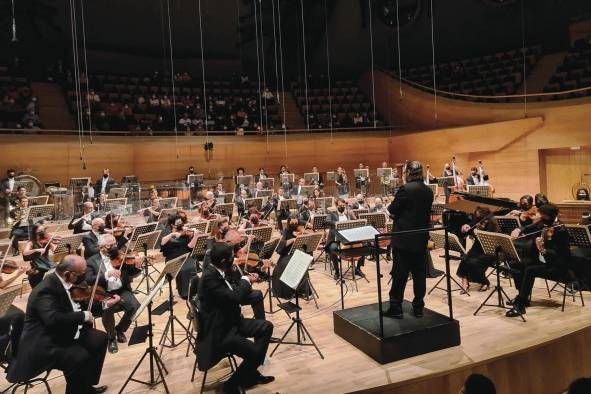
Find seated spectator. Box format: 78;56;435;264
22;109;40;126
105;102;119;117
178;113;192;128
240;73;249;85
148;94;160;113
23;120;40;130
161;95;171;110
137;95;146;105
87;89;101;106
25;97;38;113
153;115;167;131
94;111;111;131
262;87;274;100
461;373;495;394
568;378;591;394
353;113;363;126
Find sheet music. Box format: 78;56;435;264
338;226;379;243
280;249;313;290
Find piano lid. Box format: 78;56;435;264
445;192;518;214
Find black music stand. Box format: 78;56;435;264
566;225;591;248
157;208;179;224
335;220;371;307
467;185;490;198
53;233;85;256
132;230;162;295
157;253;192;356
223;193;235;204
214;203;234;218
473;230;525;322
245;225;273;243
244;197;263;211
260;238;280;314
118;254;183;394
190;234;210;268
129;223;159;250
270;250;324;359
186;221;209;234
495;216;521;235
428;230;469;296
289;232;323;308
26;204;54;223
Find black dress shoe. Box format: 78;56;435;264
108;339;118;354
243;372;276;389
506;298;529;307
116;331;127;343
90;385;108;394
333;271;340;280
222;382;241;394
354;268;364;277
413;308;424;318
505;305;526;317
382;306;403;319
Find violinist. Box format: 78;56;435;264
104;213;132;249
83;218;107;259
202;190;217;211
9;196;29;256
23;224;58;288
511;195;537;227
351;193;369;210
506;204;570;317
456;207;499;293
160;215;201;299
143;196;161;223
7;255;109;394
69;201;96;234
85;234;141;353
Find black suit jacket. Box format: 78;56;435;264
85;254;140;292
93;177;115;195
68;212;96;234
7;273;87;382
387;180;434;252
82;231;100;259
325;211;355;245
522;222;571;270
197;264;252;371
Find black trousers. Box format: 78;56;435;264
389;248;427;309
53;327;108;394
174;257;197;299
241;289;265;320
102;289;140;338
327;242;364;274
10;226;28;254
515;264;563;305
221;318;273;387
0;305;24;356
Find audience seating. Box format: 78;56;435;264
543;39;591;100
0;65;42;130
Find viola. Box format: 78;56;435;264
70;281;112;303
111;250;143;268
1;260;37;276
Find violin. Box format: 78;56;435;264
70;282;113;303
0;259;37;276
111;250;143;269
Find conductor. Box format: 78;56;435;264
384;161;433;319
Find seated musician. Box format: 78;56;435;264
0;267;27;357
312;187;324;200
143;196;161;223
69;201;96;234
351;193;369;210
82;218;107;259
325;198;365;279
235;189;249;218
203;190;217;210
278;165;292;195
291;178;306;205
7;255;109;394
94;193;108;214
85;234;141;353
214;182;225;198
104;213;132;249
511;195;537;227
9;186;27;207
298;198;314;226
466;167;481;186
335;167;349;198
456;207;499;293
235;167;246;195
23;224;59;288
197;243;274;394
272;213;312;299
273;188;288;230
506;204;570;317
355;163;369;195
160;215;201;299
311;166;324;189
9;196;29;256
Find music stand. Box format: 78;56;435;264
437;176;456;188
187;221;209;234
566;225;591;248
389;178;400;189
260;177;275;189
0;285;22;317
431;203;445;216
255;189;273;199
109;187;128;199
157;208;179;224
245;225;273;243
26;204;54;222
244;197;263;211
190;234;210;260
259;237;281;314
312;214;328;231
326;171;335;182
157;253;192;354
301;185;316;197
304;172;319;184
214;203;234;218
270;249;324;359
54;233;85;255
105;198;128;212
129;223;159;250
223;193;235;204
359;213;387;229
473;230;525;321
289;232;323;255
159;197;178;209
467;185;490;197
68;177;91;189
426;183;438;197
187;174;203;187
122;175;138;184
236;175;253;187
280;173;295;184
377;167;392;178
352;208;369;218
132;230;162;295
28;195;49;206
280;199;298;211
353;168;369;179
495;216;521;235
118;255;185;394
428;230;469;295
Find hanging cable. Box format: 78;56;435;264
368;0;377;128
429;0;437;120
236;0;244;70
165;0;180;159
276;0;288;162
395;0;403;98
300;0;310;130
79;0;93;143
68;0;84;167
252;0;265;139
520;0;527;117
197;0;209;148
323;0;334;143
271;0;281;153
257;0;270;151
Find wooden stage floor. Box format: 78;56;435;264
2;253;590;394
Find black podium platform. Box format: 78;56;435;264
334;301;461;364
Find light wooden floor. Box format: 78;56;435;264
2;251;590;394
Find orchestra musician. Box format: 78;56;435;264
384;161;433;319
298;198;314;226
94;193;108;215
325;198;364;279
104;213;132;248
214;182;225;198
69;201;96;234
196;242;274;394
9;196;30;256
311;166;324;189
278;165;292;195
82;218;107;259
1;168;16;196
254;168;268;183
7;255;109;394
370;197;392;261
506;204;570;317
23;223;59;288
235;189;249;218
456;207;499;293
291;178;306;205
94;168;115;196
351;193;369;210
511;195;537;227
85;234;141;353
9;186;27;208
335;167;349;198
355;163;369;195
235;167;247;195
466;167;481;186
0;266;27;356
143;196;161;223
160;215;201;299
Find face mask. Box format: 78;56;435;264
103;174;108;178
8;174;14;179
357;199;364;204
70;272;85;285
520;203;530;210
375;204;382;209
250;217;259;225
37;231;46;238
97;225;105;233
108;246;119;259
337;206;345;213
542;217;555;226
232;243;241;254
175;224;184;231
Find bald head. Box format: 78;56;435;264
91;218;105;232
98;234;117;248
206;191;214;200
57;254;87;284
224;229;243;246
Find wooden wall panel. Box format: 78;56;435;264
541;147;591;202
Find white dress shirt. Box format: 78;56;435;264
101;177;109;193
57;274;91;339
102;254;123;291
8;178;14;191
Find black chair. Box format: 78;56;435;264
540;268;585;312
1;334;53;394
